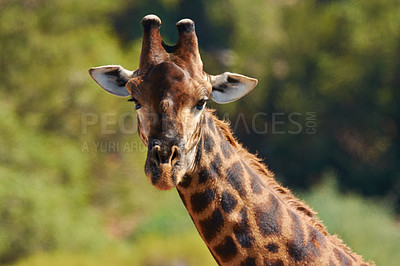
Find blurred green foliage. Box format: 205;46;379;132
303;172;400;266
0;0;399;264
208;0;400;201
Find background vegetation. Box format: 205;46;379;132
1;0;399;265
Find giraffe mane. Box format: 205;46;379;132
208;110;366;262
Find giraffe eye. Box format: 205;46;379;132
196;98;208;110
128;97;141;110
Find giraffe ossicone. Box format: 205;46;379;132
89;14;372;266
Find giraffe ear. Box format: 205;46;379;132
210;72;258;104
89;65;136;97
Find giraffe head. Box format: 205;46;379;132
89;15;257;190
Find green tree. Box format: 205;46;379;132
0;0;140;263
207;0;400;204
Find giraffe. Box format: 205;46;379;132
89;15;372;265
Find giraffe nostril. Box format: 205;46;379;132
170;146;180;166
151;145;180;166
152;145;161;165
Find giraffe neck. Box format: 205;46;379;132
176;110;368;265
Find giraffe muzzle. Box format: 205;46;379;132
151;145;181;166
145;143;184;190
